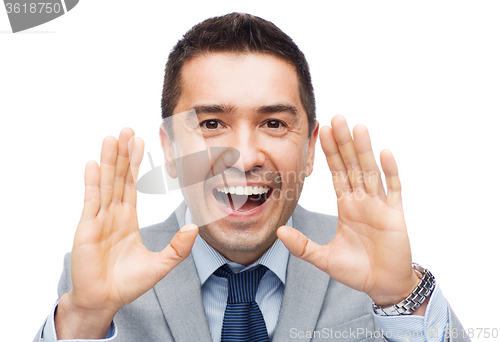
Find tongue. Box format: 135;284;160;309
229;194;262;211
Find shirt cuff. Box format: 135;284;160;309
372;283;449;342
41;300;117;341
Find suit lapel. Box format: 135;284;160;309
151;202;213;342
272;205;336;342
153;256;212;342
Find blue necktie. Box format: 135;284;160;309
214;264;269;342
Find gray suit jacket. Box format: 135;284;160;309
34;203;468;342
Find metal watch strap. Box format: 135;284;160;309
372;262;436;316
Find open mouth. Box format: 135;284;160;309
212;185;272;212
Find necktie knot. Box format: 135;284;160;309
214;264;268;304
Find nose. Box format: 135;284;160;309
222;128;266;173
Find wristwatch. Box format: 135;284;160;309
372;262;436;316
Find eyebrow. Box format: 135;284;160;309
257;104;298;116
192;104;235;114
191;104;298;116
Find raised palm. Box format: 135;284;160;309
278;115;419;306
56;128;198;339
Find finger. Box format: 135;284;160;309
112;128;135;204
380;149;402;210
277;226;329;273
330;116;366;192
128;135;144;186
154;224;198;280
319;126;351;195
352;125;386;199
100;137;118;210
123;136;144;207
80;160;100;223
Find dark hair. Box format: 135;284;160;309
161;12;316;137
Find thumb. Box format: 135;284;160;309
155;224;199;279
277;226;328;273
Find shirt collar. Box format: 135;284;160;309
187;208;291;286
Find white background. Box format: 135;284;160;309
1;1;499;340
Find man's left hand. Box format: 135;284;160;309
278;115;422;309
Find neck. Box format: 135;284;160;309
200;232;277;266
221;248;269;266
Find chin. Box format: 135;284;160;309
200;217;278;253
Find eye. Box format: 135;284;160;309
201;120;222;130
264;120;285;129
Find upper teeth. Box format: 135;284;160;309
216;185;270;195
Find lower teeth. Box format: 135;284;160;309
214;191;268;210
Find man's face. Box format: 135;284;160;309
161;52;318;264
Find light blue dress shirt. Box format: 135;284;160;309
187;210;291;342
41;208;450;342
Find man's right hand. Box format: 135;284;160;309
55;128;198;340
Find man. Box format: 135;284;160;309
34;13;467;342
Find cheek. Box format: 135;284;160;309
173;142;214;190
267;142;309;185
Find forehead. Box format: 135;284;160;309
175;52;305;115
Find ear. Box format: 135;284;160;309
159;124;178;179
305;120;320;177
